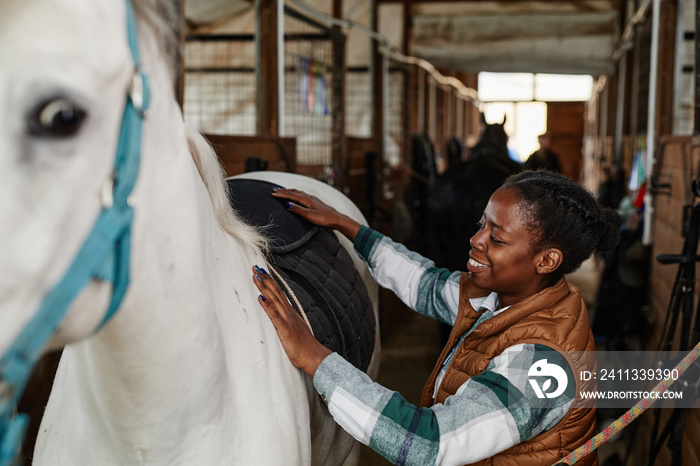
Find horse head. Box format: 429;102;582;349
0;1;151;352
0;1;185;460
474;112;509;159
0;3;376;464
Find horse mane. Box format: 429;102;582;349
186;127;269;254
133;0;182;80
130;2;267;253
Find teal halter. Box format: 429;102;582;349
0;1;149;463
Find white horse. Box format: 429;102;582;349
0;0;379;464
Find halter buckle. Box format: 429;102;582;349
0;380;12;403
129;69;148;117
101;176;114;209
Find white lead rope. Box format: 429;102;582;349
267;264;315;336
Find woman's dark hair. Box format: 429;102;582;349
502;170;623;279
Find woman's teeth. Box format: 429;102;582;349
468;258;486;268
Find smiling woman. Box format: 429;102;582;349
259;171;622;466
467;187;561;308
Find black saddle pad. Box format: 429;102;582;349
225;178;319;254
226;178;376;372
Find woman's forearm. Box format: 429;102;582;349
331;214;362;242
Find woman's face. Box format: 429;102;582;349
467;187;555;307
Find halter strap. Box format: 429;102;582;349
0;1;148;463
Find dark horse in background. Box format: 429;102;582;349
425;114;522;272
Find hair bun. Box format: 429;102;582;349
595;208;623;252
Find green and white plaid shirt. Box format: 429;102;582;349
312;226;575;465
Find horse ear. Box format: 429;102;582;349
502;114;507;125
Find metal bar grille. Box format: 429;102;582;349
386;63;407;166
283;7;335;165
183;34;257;136
636;18;651;136
676;0;696;135
346;67;372;138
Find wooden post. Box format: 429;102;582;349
371;0;384;161
332;0;347;188
464;72;479;141
448;85;455;138
403;2;415;166
417;67;426;134
427;76;435;141
256;0;279;136
435;83;444;156
695;0;700;134
656;1;676;136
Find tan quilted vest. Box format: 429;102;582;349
420;273;598;466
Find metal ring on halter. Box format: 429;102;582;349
129;69;148;118
0;382;12;404
100;176;115;209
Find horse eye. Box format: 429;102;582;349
28;98;87;138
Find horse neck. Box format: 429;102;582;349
50;25;308;461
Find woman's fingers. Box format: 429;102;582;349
253;266;289;313
253;265;306;335
282;201;308;217
252;265;331;376
271;188;314;206
271;188;341;227
272;188;326;213
271;189;311;216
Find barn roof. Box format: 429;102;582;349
185;0;622;76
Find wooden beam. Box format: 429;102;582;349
332;0;347;187
657;0;676;137
403;2;415;165
256;0;279;136
372;0;384;157
376;0;621;6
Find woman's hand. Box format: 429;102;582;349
272;188;361;241
253;265;331;376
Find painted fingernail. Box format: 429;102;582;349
259;267;268;275
273;187;282;191
285;202;293;209
259;295;266;302
256;274;262;282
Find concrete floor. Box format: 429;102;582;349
356;257;629;465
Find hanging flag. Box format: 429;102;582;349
314;60;329;115
308;59;315;113
633;181;646;210
628;133;646;192
297;56;309;112
628;152;640;191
